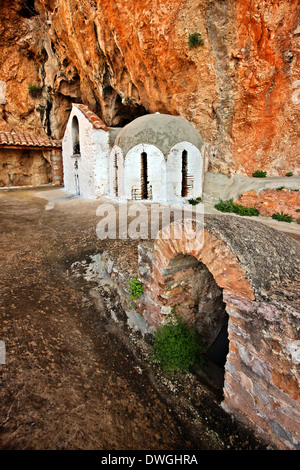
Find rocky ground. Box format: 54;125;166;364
0;187;298;451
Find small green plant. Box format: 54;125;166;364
252;170;267;178
285;172;293;177
297;218;300;225
188;196;202;205
296;209;300;213
188;32;204;48
28;83;42;97
127;276;144;301
214;198;260;216
276;186;286;191
153;316;205;373
271;212;293;223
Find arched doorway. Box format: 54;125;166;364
166;142;203;201
123;144;166;201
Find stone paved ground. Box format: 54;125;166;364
1;187;298;450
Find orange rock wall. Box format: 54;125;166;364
236;188;300;219
232;0;300;176
0;0;299;175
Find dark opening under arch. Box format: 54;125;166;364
163;254;229;392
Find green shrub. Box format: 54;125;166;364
271;212;293;223
296;209;300;213
28;83;42;97
276;186;285;191
153;316;205;373
188;32;204;48
252;170;267;178
285;172;293;177
214;198;260;216
297;218;300;225
127;276;144;301
188;196;202;205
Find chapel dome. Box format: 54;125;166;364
114;113;203;156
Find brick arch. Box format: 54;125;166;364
140;221;255;330
152;226;255;302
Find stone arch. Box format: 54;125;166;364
139;220;255;386
166;142;203;201
123;144;166;201
138;215;300;449
144;224;255;322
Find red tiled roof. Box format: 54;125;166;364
0;130;61;148
74;104;108;131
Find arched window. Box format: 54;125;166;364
181;150;188;197
72;116;80;155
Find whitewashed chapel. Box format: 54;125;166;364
62;103;205;202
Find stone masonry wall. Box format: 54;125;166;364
222;292;300;450
137;215;300;450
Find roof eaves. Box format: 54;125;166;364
73;103;109;131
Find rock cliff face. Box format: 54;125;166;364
0;0;299;176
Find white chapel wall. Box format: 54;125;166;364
62;107;94;197
62;106;110;199
93;128;111;198
62;113;77;195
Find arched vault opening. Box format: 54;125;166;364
162;253;229;387
139;221;255;389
